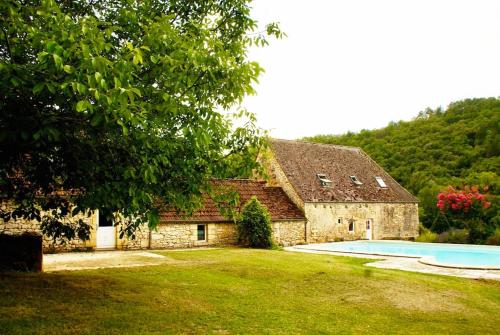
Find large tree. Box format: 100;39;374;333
0;0;282;240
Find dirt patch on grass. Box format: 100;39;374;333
382;284;467;313
43;250;174;272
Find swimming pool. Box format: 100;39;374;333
294;241;500;270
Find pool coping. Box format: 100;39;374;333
418;256;500;271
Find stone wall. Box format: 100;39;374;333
304;202;419;242
2;200;307;252
147;222;237;249
0;201;97;253
271;220;306;246
263;153;305;210
125;221;308;249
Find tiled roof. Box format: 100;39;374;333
269;139;418;203
160;179;305;222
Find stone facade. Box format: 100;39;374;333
1;203;307;251
305;202;419;242
120;221;307;249
271;220;306;246
0;202;96;253
147;223;237;249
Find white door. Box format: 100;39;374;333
96;211;116;249
366;219;373;240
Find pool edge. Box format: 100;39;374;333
292;242;500;271
418;256;500;271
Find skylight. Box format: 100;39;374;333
316;173;332;187
375;176;387;188
349;175;363;186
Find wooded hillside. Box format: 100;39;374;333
305;98;499;239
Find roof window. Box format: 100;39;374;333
316;173;332;187
375;176;387;188
349;175;363;186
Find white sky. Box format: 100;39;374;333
242;0;500;139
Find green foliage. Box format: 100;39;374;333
237;196;273;248
437;229;469;244
486;228;500;245
305;98;500;243
415;225;438;243
0;0;282;240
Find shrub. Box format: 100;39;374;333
416;225;438;243
437;229;469;244
237;197;273;249
486;228;500;246
464;218;490;244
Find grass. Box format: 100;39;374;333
1;248;499;334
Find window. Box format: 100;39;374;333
337;218;343;224
349;175;363;186
316;173;332;187
197;224;206;241
98;210;113;227
366;220;371;230
375;176;387;188
348;220;354;233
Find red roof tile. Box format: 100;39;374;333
160;179;305;222
270;139;418;203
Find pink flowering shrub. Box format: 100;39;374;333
436;186;491;214
434;186;495;243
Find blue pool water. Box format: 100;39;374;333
296;241;500;269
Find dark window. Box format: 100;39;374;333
316;173;332;187
98;211;113;227
349;175;363;186
348;221;354;233
197;224;206;241
366;220;371;229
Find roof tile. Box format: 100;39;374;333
160;179;305;222
270;139;418;203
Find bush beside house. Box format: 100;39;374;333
237;197;274;249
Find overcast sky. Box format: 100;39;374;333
241;0;500;139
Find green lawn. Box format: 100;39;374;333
1;249;499;335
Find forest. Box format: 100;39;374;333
305;97;500;244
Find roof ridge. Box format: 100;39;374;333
270;138;361;151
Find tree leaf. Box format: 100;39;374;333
76;100;87;112
33;83;44;94
63;65;74;74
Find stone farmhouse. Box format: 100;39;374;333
264;139;419;242
1;139;419;252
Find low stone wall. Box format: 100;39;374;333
304;202;419;242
